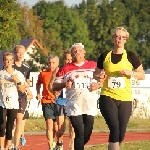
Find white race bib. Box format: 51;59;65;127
2;82;18;109
4;93;13;102
74;78;90;89
108;77;125;89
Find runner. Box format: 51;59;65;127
93;27;145;150
0;52;26;150
20;88;33;146
51;43;101;150
54;49;75;150
36;55;59;150
13;45;30;150
10;88;33;149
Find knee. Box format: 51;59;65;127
84;135;90;144
119;133;125;143
6;129;12;140
0;128;5;137
0;123;6;137
84;130;92;144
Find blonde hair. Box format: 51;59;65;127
112;27;129;39
14;45;25;53
63;49;71;60
3;52;14;61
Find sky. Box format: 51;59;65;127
21;0;83;7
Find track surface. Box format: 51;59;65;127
19;132;150;150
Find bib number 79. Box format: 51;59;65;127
108;77;125;89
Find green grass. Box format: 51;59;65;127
25;116;150;132
86;141;150;150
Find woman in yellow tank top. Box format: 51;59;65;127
94;27;145;150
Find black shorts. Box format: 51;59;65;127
18;97;27;114
23;110;29;120
55;104;66;116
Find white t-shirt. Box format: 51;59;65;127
0;69;25;109
56;60;98;116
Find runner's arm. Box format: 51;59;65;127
52;82;66;91
36;73;42;100
131;65;145;80
26;88;33;100
50;67;67;91
36;84;41;96
13;73;26;93
93;67;104;81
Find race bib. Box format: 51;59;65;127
74;78;90;89
108;77;125;89
5;95;12;102
2;82;18;108
4;93;13;103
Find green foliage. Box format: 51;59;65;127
33;0;94;60
16;0;150;69
26;47;47;72
0;0;21;51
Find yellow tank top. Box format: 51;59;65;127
101;50;133;101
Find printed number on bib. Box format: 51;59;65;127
5;95;12;102
74;78;90;89
108;77;125;89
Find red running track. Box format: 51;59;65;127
20;132;150;150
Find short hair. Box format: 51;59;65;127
70;43;84;50
47;55;59;63
3;52;14;61
112;27;129;39
14;45;25;53
63;49;71;60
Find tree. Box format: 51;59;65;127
27;47;47;71
33;0;94;61
0;0;21;51
17;3;44;43
121;0;150;68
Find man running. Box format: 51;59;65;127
51;43;101;150
13;45;30;150
36;55;59;150
54;50;74;150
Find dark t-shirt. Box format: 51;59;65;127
13;62;30;79
97;51;141;69
13;61;30;99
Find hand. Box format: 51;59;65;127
65;80;73;89
98;73;107;83
11;74;20;83
36;94;41;100
53;91;61;98
119;69;132;76
89;82;100;91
